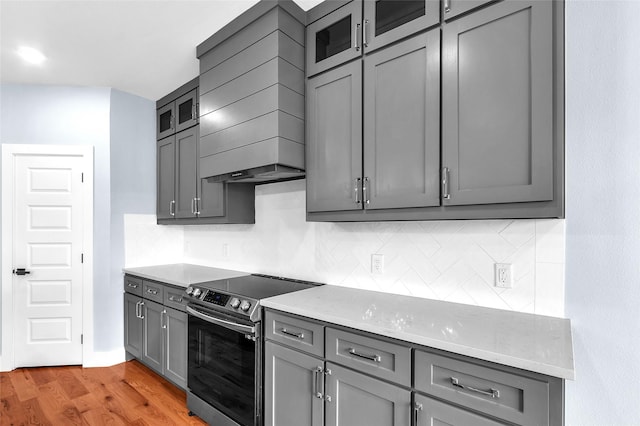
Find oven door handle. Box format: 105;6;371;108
187;305;256;335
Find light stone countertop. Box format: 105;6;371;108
262;285;575;380
123;264;248;288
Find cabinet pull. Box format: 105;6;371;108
354;23;361;51
442;167;451;200
444;0;451;13
161;309;167;329
450;377;500;399
362;177;370;204
414;402;423;424
348;347;381;363
313;366;324;399
355;178;362;204
168;295;183;303
191;198;196;215
135;301;140;318
146;288;158;295
280;328;304;339
191;103;197;120
195;198;201;215
127;282;138;289
170;115;174;130
139;301;145;319
170;200;176;216
363;19;369;47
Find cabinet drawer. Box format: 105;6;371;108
265;311;324;357
414;394;508;426
164;287;187;312
124;276;142;296
326;327;411;387
142;281;164;304
414;350;549;426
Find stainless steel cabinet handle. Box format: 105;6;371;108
170;115;174;130
444;0;451;13
450;377;500;398
195;198;201;215
355;178;362;204
354;23;361;51
168;295;183;303
313;366;324;399
414;402;424;424
363;19;369;47
139;301;145;319
442;167;451;200
362;177;370;205
280;328;304;339
147;288;158;295
135;301;140;318
191;103;197;120
348;347;381;363
191;198;196;215
161;309;167;329
170;200;176;216
127;282;138;288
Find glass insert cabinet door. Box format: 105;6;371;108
175;88;198;133
307;1;439;76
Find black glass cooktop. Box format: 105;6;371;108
199;274;321;300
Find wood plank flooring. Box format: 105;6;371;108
0;360;207;426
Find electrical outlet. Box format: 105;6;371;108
371;254;385;274
495;263;513;288
222;243;229;258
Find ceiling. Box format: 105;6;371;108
0;0;323;101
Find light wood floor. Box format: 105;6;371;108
0;360;207;425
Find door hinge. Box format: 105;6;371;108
81;253;84;263
81;334;84;344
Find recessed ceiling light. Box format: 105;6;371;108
17;46;46;65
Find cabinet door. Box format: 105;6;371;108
306;60;363;213
363;0;439;52
164;307;187;390
443;0;496;20
157;102;175;139
141;299;164;375
264;342;324;426
415;394;508;426
124;293;142;358
325;362;411;426
363;30;440;210
442;0;553;206
307;1;362;77
197;179;225;218
174;127;198;218
175;88;198;133
157;136;175;220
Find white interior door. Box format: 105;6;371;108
12;153;85;367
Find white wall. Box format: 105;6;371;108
0;83;155;359
564;1;640;424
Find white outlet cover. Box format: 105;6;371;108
494;263;513;288
371;254;385;274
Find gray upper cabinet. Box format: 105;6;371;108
174;127;199;218
157;136;175;220
174;89;198;133
364;29;440;210
156;102;175;140
363;0;439;53
442;0;554;206
306;60;362;213
443;0;497;20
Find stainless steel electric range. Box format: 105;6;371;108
183;274;321;426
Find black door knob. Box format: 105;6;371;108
12;268;31;276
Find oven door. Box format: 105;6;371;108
187;304;261;426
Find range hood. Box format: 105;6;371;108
207;164;305;184
196;0;306;185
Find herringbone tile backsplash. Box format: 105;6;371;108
126;180;566;317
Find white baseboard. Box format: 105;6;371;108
83;347;126;368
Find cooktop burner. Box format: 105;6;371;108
184;274;321;322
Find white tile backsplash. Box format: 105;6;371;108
125;180;566;317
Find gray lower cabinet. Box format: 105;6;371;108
414;394;507;426
123;293;143;358
123;275;187;390
325;362;411;426
264;341;324;426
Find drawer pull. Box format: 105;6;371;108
146;288;158;295
348;348;381;363
313;366;324;399
168;295;183;303
127;282;138;288
280;328;304;339
450;377;500;399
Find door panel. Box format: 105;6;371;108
142;299;164;374
13;154;84;367
306;60;363;213
157;136;175;220
174;127;198;218
175;88;198;133
164;307;187;389
364;0;439;52
364;30;440;209
415;394;508;425
442;0;553;205
124;293;143;358
157;102;175;139
264;342;324;426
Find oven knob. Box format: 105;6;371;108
230;297;241;309
192;288;202;297
185;287;194;296
240;300;252;312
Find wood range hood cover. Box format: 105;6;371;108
197;0;306;184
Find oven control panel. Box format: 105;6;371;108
185;286;256;318
203;291;229;306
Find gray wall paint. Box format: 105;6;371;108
108;89;156;351
0;83;155;356
565;1;640;424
